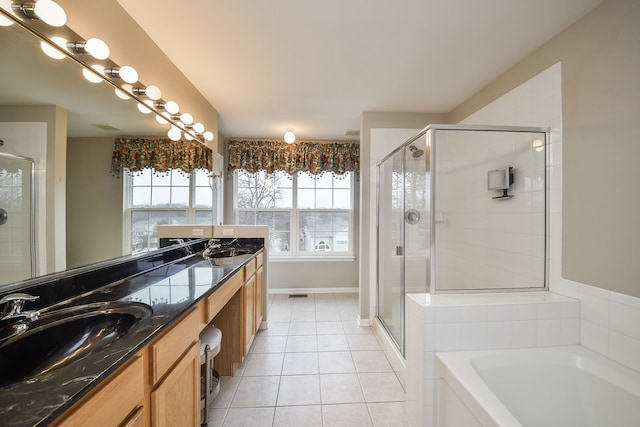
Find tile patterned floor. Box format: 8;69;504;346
205;293;408;427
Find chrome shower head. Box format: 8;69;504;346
409;145;425;158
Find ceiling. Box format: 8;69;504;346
118;0;603;141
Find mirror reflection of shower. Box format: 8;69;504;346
0;152;36;284
408;145;424;158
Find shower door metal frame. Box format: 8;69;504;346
375;124;551;356
426;124;551;294
0;151;37;279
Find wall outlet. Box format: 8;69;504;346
223;229;234;236
191;228;204;236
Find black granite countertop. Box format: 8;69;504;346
0;240;262;427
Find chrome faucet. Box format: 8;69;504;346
0;293;40;322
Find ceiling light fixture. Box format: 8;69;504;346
132;84;162;101
168;126;182;141
67;38;109;60
82;65;104;83
14;0;67;27
284;128;295;144
104;65;138;84
0;13;13;26
180;113;193;125
40;36;67;59
164;100;179;115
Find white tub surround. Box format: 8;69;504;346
405;292;579;427
436;346;640;427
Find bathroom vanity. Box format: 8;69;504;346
0;238;265;426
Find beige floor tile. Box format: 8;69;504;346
242;352;284;376
230;376;280;407
346;334;382;351
367;402;409;427
351;351;393;373
212;376;241;409
320;373;364;404
315;311;343;322
288;322;317;335
273;405;323;427
222;407;274;427
358;373;405;402
251;335;288;353
315;302;339;311
286;335;318;352
317;334;350;352
291;311;316;322
318;351;356;374
258;322;290;336
277;375;321;406
282;352;319;375
205;408;226;427
321;403;372;427
341;321;374;334
317;321;345;335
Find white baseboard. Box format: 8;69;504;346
357;315;371;326
269;287;359;295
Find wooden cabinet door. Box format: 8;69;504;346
244;275;256;353
255;266;264;331
151;342;200;427
55;356;144;427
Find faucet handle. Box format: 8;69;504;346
0;293;39;305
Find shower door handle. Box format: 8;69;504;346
0;208;7;226
395;246;403;256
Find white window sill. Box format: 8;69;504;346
269;255;356;263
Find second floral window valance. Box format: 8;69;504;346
227;139;359;177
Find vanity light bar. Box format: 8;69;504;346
0;2;214;144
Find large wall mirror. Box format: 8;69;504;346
0;14;166;287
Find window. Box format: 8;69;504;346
235;170;353;257
124;168;214;253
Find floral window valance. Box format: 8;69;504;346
110;137;212;177
227;139;359;178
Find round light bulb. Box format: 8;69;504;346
193;122;205;134
40;36;67;59
164;101;179;114
284;129;295;144
203;131;214;141
84;38;109;60
184;132;194;141
180;113;193;125
0;13;13;27
34;0;67;27
118;65;138;84
168;127;182;141
137;101;152;114
155;114;169;125
144;85;162;100
115;84;132;100
82;65;104;84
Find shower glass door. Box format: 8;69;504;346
377;149;405;352
0;153;35;284
404;135;429;295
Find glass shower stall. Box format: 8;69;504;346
376;125;549;355
0;152;36;284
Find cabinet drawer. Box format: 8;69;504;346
56;355;144;427
206;270;243;322
256;251;264;268
244;258;256;279
150;306;201;384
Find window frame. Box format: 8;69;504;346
122;168;214;254
234;170;355;260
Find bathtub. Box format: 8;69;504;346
435;346;640;427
